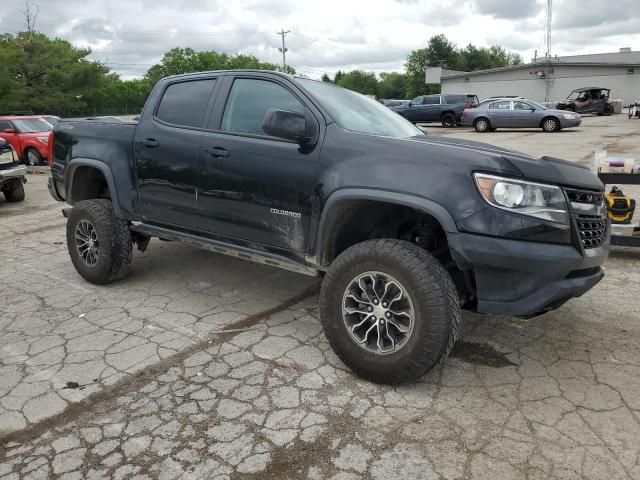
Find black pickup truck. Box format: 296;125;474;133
390;93;479;127
49;70;609;384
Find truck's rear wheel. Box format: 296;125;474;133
441;113;456;128
319;239;460;384
2;179;25;202
66;199;133;284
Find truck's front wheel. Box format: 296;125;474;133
2;179;25;202
319;239;460;384
66;199;133;284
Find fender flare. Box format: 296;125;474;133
312;188;458;266
65;158;123;217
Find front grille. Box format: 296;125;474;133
576;218;607;249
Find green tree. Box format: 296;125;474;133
335;70;378;96
404;34;522;99
144;47;294;85
0;32;108;115
377;72;406;99
321;73;333;83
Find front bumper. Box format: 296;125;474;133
559;117;582;128
449;232;608;316
0;165;27;182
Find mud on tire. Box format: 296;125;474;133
66;199;133;284
319;239;461;384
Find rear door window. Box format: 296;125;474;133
489;101;511;110
444;94;467;104
423;95;440;105
155;79;216;128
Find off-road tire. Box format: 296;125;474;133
441;113;456;128
474;118;490;133
66;199;132;284
319;239;461;384
25;148;42;167
603;104;614;116
2;179;25;202
542;117;559;132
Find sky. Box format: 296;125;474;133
1;0;638;79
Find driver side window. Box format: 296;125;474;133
221;79;304;137
513;101;533;111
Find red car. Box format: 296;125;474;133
0;116;52;166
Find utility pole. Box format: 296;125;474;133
277;29;290;69
544;0;553;102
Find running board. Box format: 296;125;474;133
130;223;320;277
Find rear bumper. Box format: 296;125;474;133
449;232;608;316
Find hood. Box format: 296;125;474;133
418;136;602;191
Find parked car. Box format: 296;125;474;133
556;87;614;116
0;116;52;166
462;98;582;132
390;93;479;127
42;115;61;128
0;138;26;203
382;99;409;108
49;70;608;384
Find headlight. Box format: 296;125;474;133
474;173;569;224
562;113;577;120
37;136;49;144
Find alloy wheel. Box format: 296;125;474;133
75;219;99;266
27;150;39;166
342;271;415;355
543;119;557;132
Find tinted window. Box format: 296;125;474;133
156;79;215;128
423;95;440;105
221;79;304;136
445;95;467;104
489;101;511;110
0;120;11;131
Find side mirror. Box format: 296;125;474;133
3;128;16;134
262;109;311;145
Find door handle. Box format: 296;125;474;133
139;138;159;148
204;147;230;158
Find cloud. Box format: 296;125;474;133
554;0;640;29
0;0;638;79
471;0;542;19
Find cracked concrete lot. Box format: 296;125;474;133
1;116;640;479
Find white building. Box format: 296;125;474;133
427;49;640;106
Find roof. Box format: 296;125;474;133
441;61;640;80
0;116;45;120
572;87;609;92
